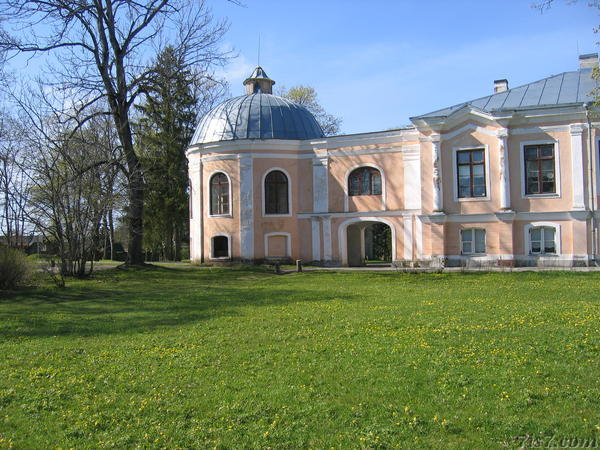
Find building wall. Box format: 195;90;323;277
188;110;599;267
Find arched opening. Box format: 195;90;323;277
344;219;394;267
212;235;229;258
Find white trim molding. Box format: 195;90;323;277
497;129;511;210
264;232;292;258
261;167;293;217
239;156;254;260
451;144;491;203
338;216;397;265
209;232;232;260
519;139;562;199
431;135;443;212
312;156;329;213
343;163;387;212
206;170;233;218
311;217;321;261
570;124;585;210
524;222;562;256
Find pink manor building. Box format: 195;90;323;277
187;54;600;267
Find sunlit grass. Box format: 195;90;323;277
1;267;599;448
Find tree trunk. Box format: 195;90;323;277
127;166;145;265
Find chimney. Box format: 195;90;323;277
579;53;599;70
494;79;508;93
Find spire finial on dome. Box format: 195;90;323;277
243;66;275;95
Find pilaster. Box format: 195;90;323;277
239;156;254;260
570;124;585;210
497;129;511;210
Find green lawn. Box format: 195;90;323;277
1;268;599;448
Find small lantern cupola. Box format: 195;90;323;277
243;66;275;94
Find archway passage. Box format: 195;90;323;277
346;221;392;267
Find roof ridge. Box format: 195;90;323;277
412;70;587;120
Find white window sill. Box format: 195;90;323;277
208;214;233;218
456;196;490;203
209;256;231;261
522;194;560;199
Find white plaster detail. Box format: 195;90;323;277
415;216;423;259
323;217;332;261
420;210;590;223
403;216;413;260
431;135;443;212
312;157;329;213
497;130;511;210
297;209;421;219
261;167;293;217
441;123;498;141
570;124;585;209
311;217;321;261
239;156;254;260
264;232;292;258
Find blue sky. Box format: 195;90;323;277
209;0;598;134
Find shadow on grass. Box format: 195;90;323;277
0;266;356;339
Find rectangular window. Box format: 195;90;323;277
461;229;486;255
524;144;556;195
529;226;556;255
457;149;486;198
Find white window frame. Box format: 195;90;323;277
519;140;561;199
460;228;486;255
452;145;491;202
524;222;561;256
264;232;292;258
343;163;387;212
210;233;232;260
207;170;232;218
262;167;292;217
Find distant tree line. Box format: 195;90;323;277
0;0;230;278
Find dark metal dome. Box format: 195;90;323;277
190;93;325;144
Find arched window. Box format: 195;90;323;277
348;167;382;196
265;170;289;214
210;172;229;216
212;235;229;258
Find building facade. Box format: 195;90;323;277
187;54;600;267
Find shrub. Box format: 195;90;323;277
0;246;33;289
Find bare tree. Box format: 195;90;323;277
0;0;229;265
0;116;31;248
11;84;121;277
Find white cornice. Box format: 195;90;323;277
186;128;420;157
420;210;591;223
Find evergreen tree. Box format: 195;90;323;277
136;46;211;261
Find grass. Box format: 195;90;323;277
0;267;599;448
